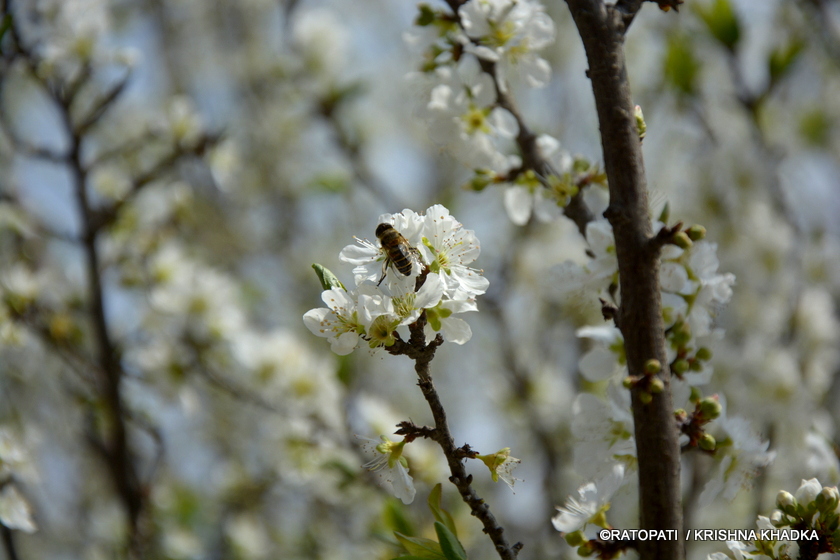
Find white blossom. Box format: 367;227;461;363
458;0;555;89
699;399;775;507
357;436;416;505
552;462;625;533
502;135;572;225
0;485;37;533
303;287;365;356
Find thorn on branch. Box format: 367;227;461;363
394;420;437;442
653;0;684;12
650;221;684;250
600;298;619;324
454;443;479;460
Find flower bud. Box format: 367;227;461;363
564;531;586;547
818;486;839;510
795;479;822;505
695;347;713;361
776;490;797;513
699;433;716;451
623;376;635;389
577;542;594;557
649;378;664;394
689;387;702;403
466;172;492;192
687;225;707;241
672;324;692;348
635;105;647;141
672;359;689;375
639;392;653;405
672;231;693;249
769;510;784;526
644;359;662;375
698;397;722;420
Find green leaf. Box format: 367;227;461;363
427;484;458;537
799;109;832;148
383;498;415;537
768;40;804;86
663;34;700;97
435;521;467;560
395;533;446;559
309;173;350;193
658;202;671;224
0;14;12;44
415;4;436;26
695;0;741;52
311;263;345;291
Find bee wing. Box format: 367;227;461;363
394;243;415;263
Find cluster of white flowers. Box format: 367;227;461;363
549;217;780;530
0;428;37;534
553;219;735;330
706;478;840;560
406;0;577;225
27;0;139;80
304;205;487;355
697;397;777;507
409;55;519;172
552;462;626;535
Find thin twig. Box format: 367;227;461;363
440;0;594;236
0;524;20;560
4;8;146;553
388;318;522;560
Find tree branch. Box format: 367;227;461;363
439;0;594;235
4;10;147;553
389;319;522;560
563;2;683;560
0;524;20;560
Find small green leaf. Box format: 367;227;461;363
415;4;436;26
384;498;415;537
695;0;741;52
311;263;345;291
769;39;804;86
395;533;446;559
663;34;700;97
435;522;467;560
427;484;458;537
799;109;832;149
309;173;350;193
658;202;670;224
0;14;12;44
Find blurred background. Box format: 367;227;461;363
1;0;840;558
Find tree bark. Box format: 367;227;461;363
563;2;684;560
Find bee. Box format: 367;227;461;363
375;223;422;285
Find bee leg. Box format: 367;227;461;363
377;260;388;286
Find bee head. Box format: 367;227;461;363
375;223;394;239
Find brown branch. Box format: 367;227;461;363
74;73;131;136
5;11;147;552
64;107;145;556
91;131;219;234
316;92;406;212
0;524;20;560
437;0;594;235
479;57;594;236
563;2;683;560
388;319;522;560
